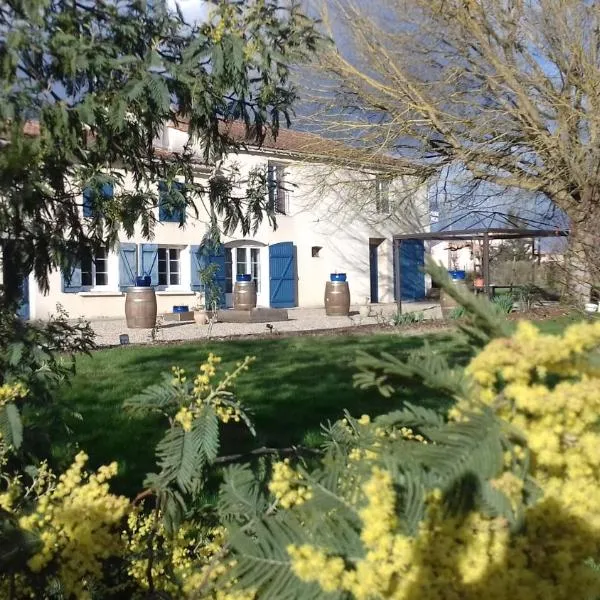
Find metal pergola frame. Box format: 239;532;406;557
392;227;569;312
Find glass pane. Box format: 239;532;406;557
236;248;247;276
81;256;92;287
251;248;260;292
81;271;92;287
158;247;167;281
170;272;180;285
95;272;108;286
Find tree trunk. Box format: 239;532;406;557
564;224;599;305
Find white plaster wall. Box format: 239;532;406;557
29;126;430;319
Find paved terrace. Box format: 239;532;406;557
87;302;442;347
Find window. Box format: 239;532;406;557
225;246;261;293
158;181;186;223
81;248;108;287
375;177;390;213
267;161;288;215
250;248;260;290
311;246;322;257
158;247;181;286
83;182;113;218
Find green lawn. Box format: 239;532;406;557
54;330;470;496
52;314;586;497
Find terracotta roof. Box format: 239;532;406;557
11;119;405;170
171;119;405;170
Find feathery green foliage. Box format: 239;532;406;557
217;262;539;599
0;0;321;306
125;356;256;533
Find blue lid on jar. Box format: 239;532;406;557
448;270;466;280
173;305;189;313
330;273;347;282
135;275;152;287
236;273;252;282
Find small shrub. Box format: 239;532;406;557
391;311;425;326
491;294;515;315
449;305;466;320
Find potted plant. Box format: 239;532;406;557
194;263;222;331
192;291;208;324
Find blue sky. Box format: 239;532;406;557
167;0;211;24
167;0;567;237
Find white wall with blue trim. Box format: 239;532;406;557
27;126;430;320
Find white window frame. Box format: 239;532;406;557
157;246;185;289
81;248;110;290
224;243;268;307
226;246;261;293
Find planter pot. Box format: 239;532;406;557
194;310;208;324
359;305;371;318
584;303;598;313
324;281;351;316
199;309;218;323
125;287;157;328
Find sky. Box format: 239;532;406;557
164;0;567;237
166;0;211;24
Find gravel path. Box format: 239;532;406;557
89;303;443;347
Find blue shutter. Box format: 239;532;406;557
397;239;425;300
83;182;113;218
102;182;114;203
158;181;185;223
269;242;296;308
119;243;137;290
190;245;202;291
198;243;226;307
82;187;93;218
141;243;159;286
62;263;82;293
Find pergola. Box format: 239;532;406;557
392;226;569;310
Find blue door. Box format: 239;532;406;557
17;277;30;320
397;240;425;300
269;242;297;308
369;243;379;303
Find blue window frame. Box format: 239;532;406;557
83;182;113;218
158;180;186;223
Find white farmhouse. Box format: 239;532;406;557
21;122;429;320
